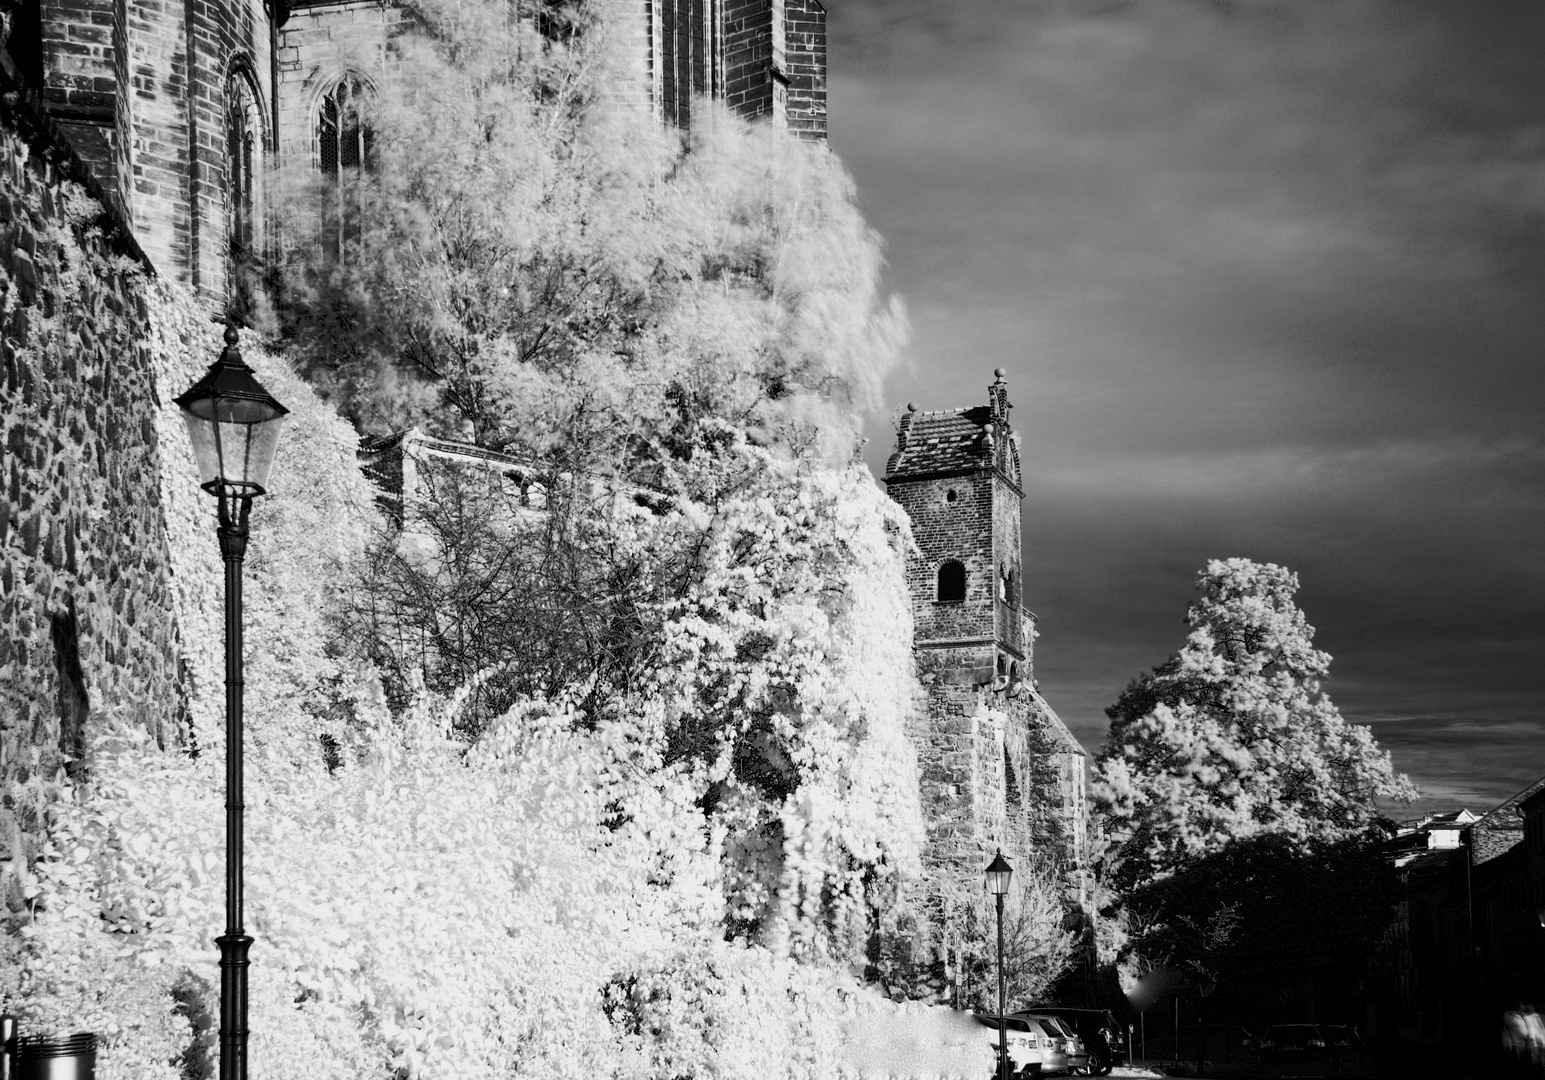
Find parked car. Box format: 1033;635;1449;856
1257;1023;1333;1079
976;1013;1058;1077
1319;1025;1370;1077
977;1013;1046;1077
1014;1013;1088;1075
1025;1007;1124;1075
1138;1024;1259;1076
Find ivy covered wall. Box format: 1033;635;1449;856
0;100;378;915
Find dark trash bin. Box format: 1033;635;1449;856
13;1033;96;1080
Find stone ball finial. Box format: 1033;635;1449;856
906;402;917;413
993;367;1007;381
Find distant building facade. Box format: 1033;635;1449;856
1376;784;1545;1055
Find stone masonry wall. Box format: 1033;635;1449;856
0;120;182;768
1;116;180;915
0;95;370;915
991;470;1025;666
0;94;262;914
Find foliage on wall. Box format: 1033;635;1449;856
4;684;925;1079
267;0;907;470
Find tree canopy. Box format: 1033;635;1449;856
269;0;905;472
261;0;930;967
1092;558;1417;886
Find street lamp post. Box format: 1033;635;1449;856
986;850;1014;1080
1197;979;1216;1078
175;323;288;1080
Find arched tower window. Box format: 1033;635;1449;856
224;69;264;280
317;74;374;264
937;561;966;604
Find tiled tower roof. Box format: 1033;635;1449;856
885;404;996;478
885;368;1022;491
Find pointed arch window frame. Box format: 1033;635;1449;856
223;63;269;280
315;71;377;265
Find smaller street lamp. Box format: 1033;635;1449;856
986;849;1013;1080
175;322;287;1080
1197;979;1217;1077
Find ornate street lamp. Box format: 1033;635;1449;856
175;323;287;1080
986;849;1013;1080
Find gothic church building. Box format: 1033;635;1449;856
7;0;1089;939
5;0;825;306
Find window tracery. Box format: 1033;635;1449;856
224;68;264;287
317;73;374;264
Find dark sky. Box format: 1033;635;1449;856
834;0;1545;819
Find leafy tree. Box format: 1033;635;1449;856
1120;831;1400;1021
1092;558;1416;887
268;0;905;471
639;437;926;962
870;858;1076;1010
343;449;670;734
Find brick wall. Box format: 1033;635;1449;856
891;470;998;649
125;0;191;275
38;0;127;215
38;0;280;301
722;0;782;124
782;0;821;140
276;0;400;167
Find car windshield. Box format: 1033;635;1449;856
1041;1018;1075;1037
1267;1026;1321;1046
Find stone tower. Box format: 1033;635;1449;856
883;369;1089;923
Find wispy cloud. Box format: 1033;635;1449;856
840;0;1545;816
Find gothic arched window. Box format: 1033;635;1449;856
937;561;966;604
317;74;374;263
224;69;263;266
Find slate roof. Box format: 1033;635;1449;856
886;405;995;478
